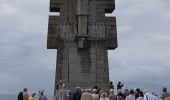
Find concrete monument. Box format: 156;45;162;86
47;0;117;93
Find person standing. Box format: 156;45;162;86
73;87;82;100
17;88;26;100
109;89;116;100
39;90;48;100
110;82;114;89
123;87;130;97
125;89;135;100
161;87;170;100
99;92;109;100
57;84;68;100
80;89;92;100
117;89;126;100
137;91;144;100
143;89;157;100
29;92;36;100
117;82;124;90
134;88;140;99
23;88;29;100
92;89;99;100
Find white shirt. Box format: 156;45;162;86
92;94;99;100
144;92;158;100
99;98;109;100
126;94;135;100
137;97;143;100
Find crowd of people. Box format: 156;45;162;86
17;81;170;100
17;88;48;100
53;81;170;100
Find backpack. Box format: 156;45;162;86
17;92;23;100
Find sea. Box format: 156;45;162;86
0;94;53;100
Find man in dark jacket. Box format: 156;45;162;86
117;81;124;90
17;88;27;100
18;91;23;100
73;87;82;100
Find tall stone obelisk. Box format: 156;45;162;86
47;0;117;93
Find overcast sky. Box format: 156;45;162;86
0;0;170;95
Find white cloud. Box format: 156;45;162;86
0;3;18;14
108;0;170;93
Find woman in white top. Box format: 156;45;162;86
137;91;144;100
99;92;109;100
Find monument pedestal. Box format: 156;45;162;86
55;40;110;91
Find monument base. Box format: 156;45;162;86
54;40;110;92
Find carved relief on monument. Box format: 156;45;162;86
88;22;106;39
59;22;77;38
